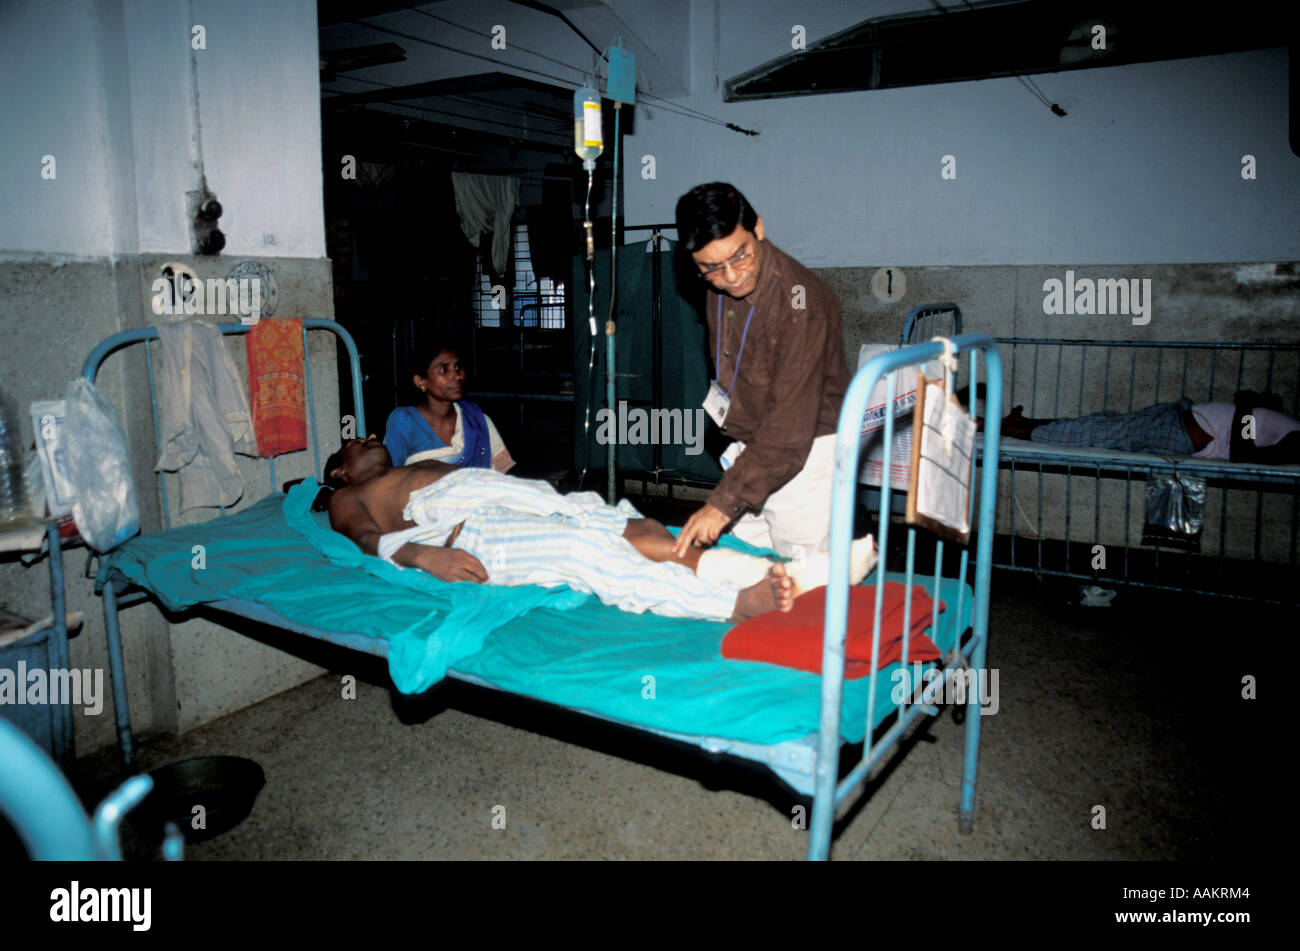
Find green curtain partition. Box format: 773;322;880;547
571;239;723;484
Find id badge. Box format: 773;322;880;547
703;382;731;427
720;440;746;470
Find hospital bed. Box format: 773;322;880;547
983;338;1300;604
83;320;1002;860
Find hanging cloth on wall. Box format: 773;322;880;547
525;177;573;283
245;317;307;457
450;172;519;275
154;320;257;512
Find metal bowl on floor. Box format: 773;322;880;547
130;756;265;844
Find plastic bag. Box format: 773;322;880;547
63;378;140;552
1141;472;1205;552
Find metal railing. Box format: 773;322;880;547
809;333;1002;859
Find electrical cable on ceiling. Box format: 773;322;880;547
405;6;593;79
407;2;748;130
344;13;759;135
442;94;570;122
504;0;606;59
328;72;734;134
933;0;1067;116
328;96;567;142
330;74;570;123
1020;75;1068;117
323;77;568;140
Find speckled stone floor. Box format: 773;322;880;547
62;572;1268;861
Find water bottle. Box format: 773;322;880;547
0;387;31;527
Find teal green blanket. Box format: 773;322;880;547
98;484;972;746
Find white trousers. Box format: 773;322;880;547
728;433;837;558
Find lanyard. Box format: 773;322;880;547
714;296;756;397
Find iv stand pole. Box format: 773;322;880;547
605;101;621;503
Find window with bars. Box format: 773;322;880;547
475;220;566;329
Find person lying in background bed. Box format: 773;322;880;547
998;391;1300;463
318;436;878;622
383;344;515;472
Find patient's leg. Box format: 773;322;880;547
618;518;792;617
621;518;704;570
621;517;877;596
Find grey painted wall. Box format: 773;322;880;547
0;0;335;755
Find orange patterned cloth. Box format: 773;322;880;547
245;318;307;457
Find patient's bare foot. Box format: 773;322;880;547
731;563;794;620
787;536;878;595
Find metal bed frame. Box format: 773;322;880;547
811;332;1002;858
84;319;1002;860
985;337;1300;603
902;303;963;345
0;718;171;860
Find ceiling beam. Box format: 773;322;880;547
725;0;1290;101
321;72;573;110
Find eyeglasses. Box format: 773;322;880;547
697;243;755;278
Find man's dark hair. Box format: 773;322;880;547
312;447;346;512
322;447;345;490
1234;389;1284;413
675;182;758;253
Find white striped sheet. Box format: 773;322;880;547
456;508;740;621
400;469;637;543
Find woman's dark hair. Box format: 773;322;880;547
404;340;465;403
674;182;758;252
409;341;463;379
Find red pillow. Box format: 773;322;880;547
722;582;943;679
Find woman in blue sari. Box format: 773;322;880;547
383;346;515;472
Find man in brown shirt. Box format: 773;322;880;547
671;182;853;559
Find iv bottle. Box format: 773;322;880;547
0;386;31;527
573;83;603;168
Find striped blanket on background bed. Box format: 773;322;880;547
1030;397;1195;455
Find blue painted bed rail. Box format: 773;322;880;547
0;717;176;860
901;303;962;345
83;318;366;531
85;319;365;766
809;333;1002;859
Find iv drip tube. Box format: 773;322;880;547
577;167;598;490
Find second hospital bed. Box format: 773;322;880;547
86;320;1002;860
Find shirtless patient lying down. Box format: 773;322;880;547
321;435;877;622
